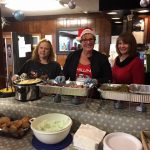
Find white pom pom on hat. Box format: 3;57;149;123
76;27;96;41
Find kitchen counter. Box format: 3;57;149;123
0;95;150;150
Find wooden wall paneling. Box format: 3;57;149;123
5;22;16;32
146;17;150;43
57;18;66;29
143;17;150;44
103;19;111;56
87;18;96;28
95;18;101;52
40;20;56;34
29;21;35;33
22;21;29;33
49;20;57;33
40;20;49;33
80;17;88;27
144;17;148;43
97;18;105;53
14;22;23;33
53;33;57;54
32;21;41;33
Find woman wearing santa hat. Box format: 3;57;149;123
55;27;112;88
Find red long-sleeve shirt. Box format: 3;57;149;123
112;57;145;84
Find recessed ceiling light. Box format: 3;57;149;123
114;21;122;24
83;11;88;14
137;9;149;13
111;17;120;20
107;12;117;15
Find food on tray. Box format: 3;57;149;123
37;118;70;132
0;87;15;93
45;82;84;88
38;80;88;96
0;115;31;138
14;78;42;85
129;84;150;94
0;117;11;126
100;84;129;92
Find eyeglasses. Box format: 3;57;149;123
81;38;95;43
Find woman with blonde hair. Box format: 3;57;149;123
12;39;61;80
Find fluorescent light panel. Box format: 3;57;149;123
107;12;117;15
137;9;149;13
111;17;120;20
114;21;122;23
5;0;64;11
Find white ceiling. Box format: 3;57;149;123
0;0;99;17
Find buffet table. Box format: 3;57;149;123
0;95;150;150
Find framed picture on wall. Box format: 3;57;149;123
32;34;41;47
56;29;81;55
56;29;99;54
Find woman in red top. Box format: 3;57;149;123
112;32;144;84
112;32;145;110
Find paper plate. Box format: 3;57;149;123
103;132;142;150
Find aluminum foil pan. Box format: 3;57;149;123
37;80;88;96
99;84;129;92
99;84;150;103
129;84;150;95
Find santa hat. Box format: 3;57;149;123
76;27;96;41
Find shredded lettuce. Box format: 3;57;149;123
37;119;70;132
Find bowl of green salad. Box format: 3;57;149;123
30;113;72;144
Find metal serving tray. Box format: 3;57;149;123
37;80;88;97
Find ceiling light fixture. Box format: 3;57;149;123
5;0;64;11
114;21;122;24
68;0;76;9
107;12;117;15
111;17;120;20
137;9;149;13
59;0;76;9
12;10;25;21
140;0;150;7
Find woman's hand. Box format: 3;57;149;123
30;71;38;78
84;77;98;85
54;76;65;83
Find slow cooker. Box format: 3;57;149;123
14;84;41;101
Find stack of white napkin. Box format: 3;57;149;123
73;124;106;150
